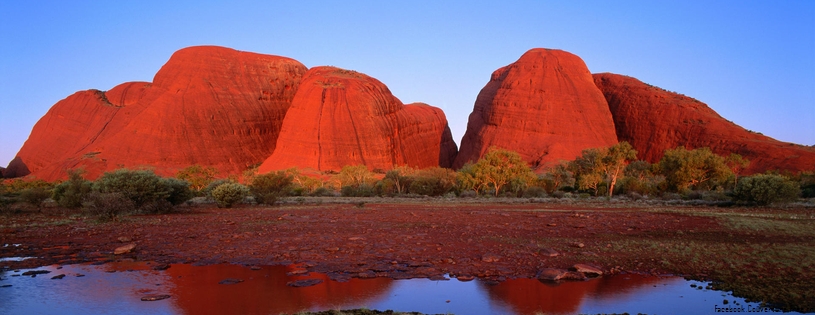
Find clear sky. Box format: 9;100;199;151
1;1;813;168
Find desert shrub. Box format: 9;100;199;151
374;179;398;197
408;175;455;196
734;174;800;206
211;182;249;208
551;191;566;199
250;171;293;205
203;179;232;197
661;192;683;200
337;165;376;188
458;190;478;198
522;186;548;198
20;187;51;210
52;170;92;209
162;178;194;206
83;192;134;221
341;184;375;197
309;186;337;197
800;172;815;198
93;169;171;210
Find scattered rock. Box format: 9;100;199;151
348;237;365;241
140;294;171;301
117;237;132;243
561;271;587;281
537;268;569;281
51;274;66;280
481;254;501;263
547;223;557;227
114;243;136;255
218;278;244;285
22;270;51;276
572;264;603;277
570;242;585;248
249;266;262;271
152;264;170;271
540;248;559;257
286;279;323;287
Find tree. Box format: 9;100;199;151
539;162;574;194
409;167;457;196
725;153;750;188
337;165;375;188
464;147;535;196
570;148;605;195
657;147;732;192
384;166;417;194
601;142;638;197
176;165;219;192
250;171;294;205
52;169;92;209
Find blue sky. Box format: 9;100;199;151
1;1;813;167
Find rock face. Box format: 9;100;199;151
454;48;618;170
594;73;815;173
258;67;457;173
6;46;307;181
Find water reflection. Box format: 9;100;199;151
0;262;799;315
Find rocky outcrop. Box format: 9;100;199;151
594;73;815;173
6;46;307;180
454;48;618;170
258;67;457;173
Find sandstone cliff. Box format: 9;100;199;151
454;48;619;170
6;46;307;180
258;67;457;173
594;73;815;173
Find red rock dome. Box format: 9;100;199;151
258;66;457;173
594;73;815;173
454;48;619;170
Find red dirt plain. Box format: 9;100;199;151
2;198;813;312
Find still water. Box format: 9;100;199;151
0;261;799;315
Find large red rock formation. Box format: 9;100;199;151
453;48;619;170
6;46;307;181
258;66;457;173
594;73;815;173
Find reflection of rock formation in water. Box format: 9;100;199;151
481;274;663;314
165;264;392;315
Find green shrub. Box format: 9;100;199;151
309;186;336;197
83;192;134;221
162;178;194;206
211;182;249;208
734;174;800;205
203;179;232;197
20;187;51;210
341;184;375;197
94;169;171;210
52;170;92;209
250;171;293;205
522;186;548;198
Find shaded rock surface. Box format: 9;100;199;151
594;73;815;174
259;66;457;173
7;46;307;180
454;48;618;170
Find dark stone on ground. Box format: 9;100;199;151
218;278;244;285
286;279;324;287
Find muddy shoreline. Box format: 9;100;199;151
2;198;813;312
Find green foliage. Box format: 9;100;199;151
734;174;800;205
408;167;457;196
176;165;219;193
211;182;249;208
725;153;750;188
657;147;732;192
341;184;375;197
19;187;51;210
52;169;92;209
3;178;52;193
203;179;232;197
82;192;134;221
538;163;574;194
250;171;294;205
458;147;535;196
337;165;375;188
570;142;637;196
309;186;337;197
92;169;188;213
618;160;663;196
162;177;194;206
800;172;815;198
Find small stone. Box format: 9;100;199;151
348;237;365;241
481;254;501;263
540;248;559;257
218;278;244;285
570;242;585;248
141;294;171;301
286;279;323;287
250;266;262;271
571;264;603;277
51;274;66;280
22;270;51;276
538;268;569;281
456;275;475;281
114;243;136;255
324;247;340;252
152;264;171;271
561;271;587;281
117;237;132;243
547;223;557;227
